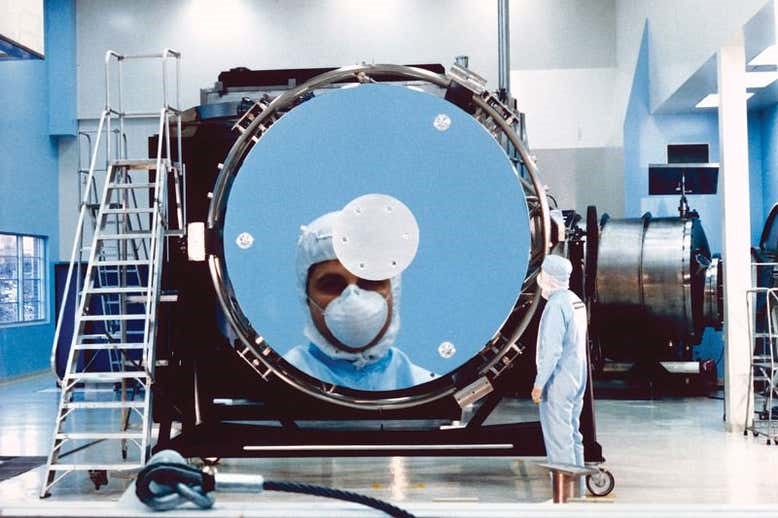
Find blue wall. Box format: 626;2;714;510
47;0;78;136
0;0;76;379
757;105;778;221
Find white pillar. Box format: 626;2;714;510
718;33;753;433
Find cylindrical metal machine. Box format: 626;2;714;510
592;212;722;362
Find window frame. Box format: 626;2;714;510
0;233;47;327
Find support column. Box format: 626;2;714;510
718;33;753;433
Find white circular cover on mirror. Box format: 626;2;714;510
333;193;420;281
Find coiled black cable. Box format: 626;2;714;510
136;452;415;517
263;480;415;518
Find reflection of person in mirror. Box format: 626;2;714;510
284;211;436;390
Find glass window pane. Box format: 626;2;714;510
22;236;35;257
0;256;17;279
23;279;40;301
0;303;17;323
23;256;33;277
0;280;18;303
0;235;45;325
0;235;16;255
22;257;42;278
23;302;40;321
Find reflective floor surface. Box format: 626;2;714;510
1;374;777;516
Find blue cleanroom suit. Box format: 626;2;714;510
285;343;435;390
534;265;588;467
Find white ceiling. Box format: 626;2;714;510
655;0;778;114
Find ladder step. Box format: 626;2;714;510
77;333;117;341
111;158;167;169
94;259;148;267
74;343;145;350
48;464;143;473
103;208;155;214
55;432;145;440
107;182;156;189
63;401;145;409
65;372;147;382
85;287;148;294
79;314;147;321
97;233;154;240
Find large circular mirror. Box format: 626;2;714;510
208;65;546;406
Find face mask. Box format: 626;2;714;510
312;284;389;349
537;269;568;300
537;271;553;300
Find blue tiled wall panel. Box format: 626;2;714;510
0;0;75;378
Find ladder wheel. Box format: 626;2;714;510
88;469;108;490
586;468;615;497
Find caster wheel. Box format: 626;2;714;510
586;468;615;497
200;457;221;467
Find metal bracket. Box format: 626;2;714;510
488;342;523;378
454;376;494;408
239;345;274;382
449;63;488;96
232;98;272;135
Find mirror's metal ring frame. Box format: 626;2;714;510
205;63;550;410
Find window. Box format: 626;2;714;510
0;233;46;325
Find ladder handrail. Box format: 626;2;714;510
49;110;110;381
139;106;171;370
745;281;778;437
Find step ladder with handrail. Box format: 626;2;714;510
745;261;778;445
40;48;184;497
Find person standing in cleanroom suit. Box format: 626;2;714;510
531;254;588;468
284;211;435;391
